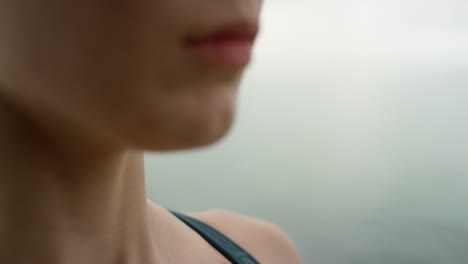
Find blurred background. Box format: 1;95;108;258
146;1;468;263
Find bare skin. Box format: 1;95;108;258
0;0;302;263
0;102;230;264
0;99;301;264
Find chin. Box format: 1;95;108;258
122;98;237;152
136;115;235;152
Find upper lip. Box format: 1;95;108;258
185;20;259;45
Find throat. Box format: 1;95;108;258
0;149;157;264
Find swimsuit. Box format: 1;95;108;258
171;211;260;264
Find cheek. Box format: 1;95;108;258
0;0;155;123
0;0;158;90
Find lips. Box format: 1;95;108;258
185;22;259;69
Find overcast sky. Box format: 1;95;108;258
257;1;468;62
148;2;468;263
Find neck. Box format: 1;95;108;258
0;99;160;263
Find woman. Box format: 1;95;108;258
0;0;302;263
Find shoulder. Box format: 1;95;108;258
187;209;302;264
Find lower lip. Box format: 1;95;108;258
186;37;254;69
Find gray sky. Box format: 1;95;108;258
258;1;468;62
147;2;468;263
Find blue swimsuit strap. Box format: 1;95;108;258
170;211;260;264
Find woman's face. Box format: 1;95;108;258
0;0;263;151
